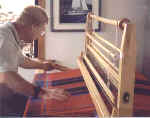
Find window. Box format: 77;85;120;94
0;0;45;59
0;0;35;23
0;0;36;58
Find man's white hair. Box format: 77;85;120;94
16;5;48;26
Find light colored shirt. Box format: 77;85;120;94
0;22;24;72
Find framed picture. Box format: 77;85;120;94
50;0;101;32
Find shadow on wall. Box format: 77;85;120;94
143;0;150;79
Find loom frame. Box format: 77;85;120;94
77;13;136;117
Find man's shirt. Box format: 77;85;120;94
0;22;24;72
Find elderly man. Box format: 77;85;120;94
0;5;69;116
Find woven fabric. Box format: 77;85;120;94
24;70;150;117
133;72;150;117
24;69;95;117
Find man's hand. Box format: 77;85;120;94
42;60;56;71
39;88;70;101
42;60;71;71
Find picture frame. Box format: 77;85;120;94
50;0;101;32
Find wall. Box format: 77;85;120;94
143;1;150;78
45;0;85;68
101;0;147;73
45;0;147;73
101;0;150;77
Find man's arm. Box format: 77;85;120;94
4;71;69;100
4;71;37;96
20;57;71;71
19;57;52;70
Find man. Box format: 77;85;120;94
0;5;70;116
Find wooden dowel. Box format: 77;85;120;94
86;32;115;58
90;14;129;30
92;32;121;53
87;45;119;88
88;44;119;73
77;57;110;117
83;54;115;105
90;14;118;26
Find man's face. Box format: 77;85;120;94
23;24;46;43
32;24;46;40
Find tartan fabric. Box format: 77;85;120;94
24;70;150;117
133;73;150;117
24;69;96;117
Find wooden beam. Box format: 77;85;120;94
92;32;120;53
37;0;46;59
77;57;110;117
90;14;118;26
86;32;116;58
117;23;136;116
83;54;116;105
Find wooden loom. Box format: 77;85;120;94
23;13;150;117
77;13;136;117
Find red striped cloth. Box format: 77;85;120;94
133;72;150;116
24;70;150;117
24;69;95;117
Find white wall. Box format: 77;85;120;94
45;0;84;68
143;1;150;77
101;0;147;73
